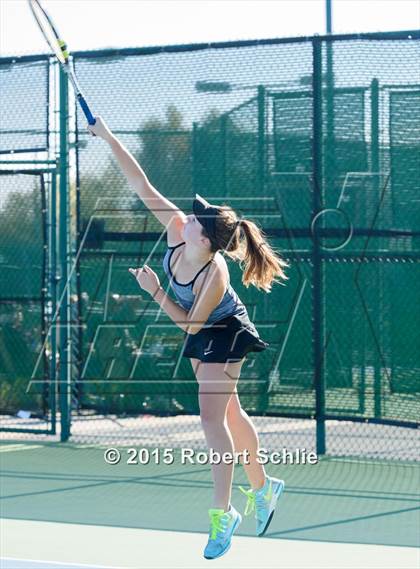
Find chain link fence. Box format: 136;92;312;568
0;31;419;461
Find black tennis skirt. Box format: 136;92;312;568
182;308;269;363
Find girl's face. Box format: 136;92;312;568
182;214;209;248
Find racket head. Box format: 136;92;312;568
28;0;69;64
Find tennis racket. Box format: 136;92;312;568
28;0;96;125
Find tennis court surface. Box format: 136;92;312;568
1;440;419;569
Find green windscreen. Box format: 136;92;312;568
0;33;418;459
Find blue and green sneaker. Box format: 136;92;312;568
203;504;242;560
239;476;285;536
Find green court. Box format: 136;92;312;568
1;441;419;568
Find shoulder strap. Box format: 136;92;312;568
167;241;185;250
190;258;214;286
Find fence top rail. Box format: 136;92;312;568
0;167;56;174
0;29;418;65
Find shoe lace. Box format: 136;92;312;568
239;486;256;516
209;510;227;540
239;486;268;519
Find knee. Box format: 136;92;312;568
200;409;225;427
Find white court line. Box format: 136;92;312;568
0;445;43;453
1;518;418;569
0;558;118;569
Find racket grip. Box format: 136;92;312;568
77;94;96;125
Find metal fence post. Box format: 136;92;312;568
312;38;326;456
192;122;198;194
370;78;383;418
221;114;227;197
258;85;266;196
59;65;70;441
50;171;58;434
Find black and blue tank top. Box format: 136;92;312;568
162;242;245;325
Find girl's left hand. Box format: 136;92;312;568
129;265;161;297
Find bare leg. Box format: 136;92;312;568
192;358;244;512
226;392;266;490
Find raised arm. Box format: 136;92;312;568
88;117;186;241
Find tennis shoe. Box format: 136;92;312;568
239;476;285;536
203;504;242;559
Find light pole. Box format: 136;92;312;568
326;0;332;34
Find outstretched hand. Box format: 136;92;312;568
87;116;114;142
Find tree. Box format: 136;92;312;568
135;105;192;200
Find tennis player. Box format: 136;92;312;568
89;117;289;560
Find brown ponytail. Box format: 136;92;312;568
235;219;289;292
202;205;290;292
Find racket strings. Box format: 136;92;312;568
29;0;67;63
